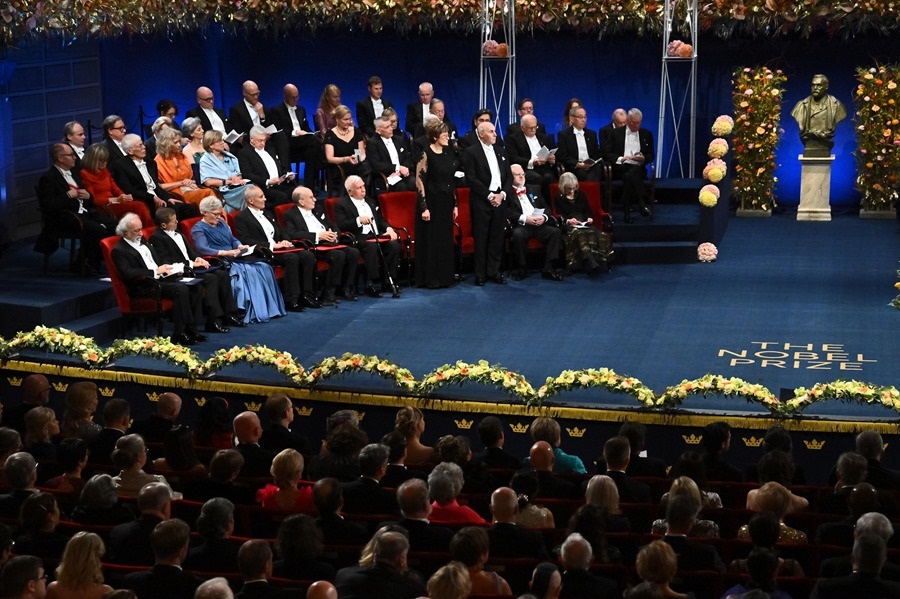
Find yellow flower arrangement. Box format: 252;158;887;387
699;184;720;207
535;367;656;408
206;345;305;384
785;380;900;415
732;66;786;211
655;373;780;411
305;352;417;390
711;115;735;137
854;65;900;212
702;158;727;183
0;325;104;366
106;337;205;377
708;138;729;159
419;359;535;399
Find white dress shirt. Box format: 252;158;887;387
202;107;226;133
371;97;384;119
164;229;191;262
56;166;86;213
514;187;537;225
574;128;589;161
350;197;376;234
243;99;261;127
286;104;301;133
248;206;277;249
134;160;157;193
525;134;542;169
72;145;85;160
623;129;641;164
255;147;281;181
381;136;401;170
481;142;502;196
300;208;326;243
124;237;159;274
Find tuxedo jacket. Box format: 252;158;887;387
186;104;230;134
111;238;168;296
341;476;399;514
356;96;395;137
393;517;455;552
281;205;340;243
36;166;96;224
506;184;551;224
811;572;900;598
334;195;392;238
235;580;295;599
598;122;618;149
111;158;173;205
268;101;314;135
405;102;430;138
108;514;164;565
66;142;84;174
229;100;270;136
237;145;290;189
149;228;200;269
335;563;426;599
487;522;549;559
605;470;651;503
103;137;128;166
505;130;556;170
122;564;201;599
556;126;602;172
462;142;511;204
367;133;416;175
602;125;655;168
234;208;290;247
663;534;725;572
559;569;618;599
235;442;276;478
259;423;311;456
506;120;547;139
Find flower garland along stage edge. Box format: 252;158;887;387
8;0;900;46
854;65;900;213
732;66;787;212
3;327;900;418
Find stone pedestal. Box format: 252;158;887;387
797;154;835;221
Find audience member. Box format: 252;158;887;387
342;443;398;514
181;117;207;165
87;397;129;465
13;492;69;559
193;397;234;449
511;469;555;528
721;547;790;599
820;511;900;580
744;425;806;484
121;518;201;599
183;497;239;573
153;425;206;475
728;510;804;577
530;417;586;474
436;434;495;494
745;449;809;513
356;76;394;137
602;435;651;502
738;482;807;544
195;577;234;599
0;555;48;599
584;474;632;531
306;581;337;599
487;486;549;559
70;474;136;525
558;532;618;599
0;452;38;518
405;82;435;138
379;430;427;488
667;451;722;509
314;84;342;138
3;375;51;436
181;449;256;505
599;108;627;148
661;494;725;572
565;503;622;564
186;86;229;134
234;539;293;599
269;83;324;189
530;442;578;499
653;477;720;537
507;163;564;281
856;430;900;490
42;438;88;494
816;482;881;546
306;423;367;482
228;80;271;141
634;540;694;599
59;382;101;441
272;514;335;581
391;478;454;552
237;126;296;209
474;415;521;470
394;407;434;466
601;107;655;221
700;422;742;482
256;448;314;512
333;530;426;599
367;115;416;191
811;533;900;597
450;526;512;595
22;408;58;461
107;481;173;565
312;477;368;546
131;392;182;443
529;562;561;599
63;120;87;165
112;434;175;498
428;462;486;524
233;411;276;478
45;532;113;599
155;127;218;207
599;421;667;478
556;105;602;182
259;392;311;455
506;114;557;192
426;561;470;599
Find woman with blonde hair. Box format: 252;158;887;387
394;406;433;466
737;482;807;544
60;381;101;441
111;434;176;498
584;474;631;531
314;83;342;138
46;532;113;599
22;407;59;460
427;561;472;599
323;104;371;192
256;448;314;512
198;130;248;213
155;127;217;206
652;477;720;537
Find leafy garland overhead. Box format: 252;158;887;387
3;0;900;46
2;326;899;419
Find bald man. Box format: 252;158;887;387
130;392;182;444
268;83;325;189
487;486;549;559
229;80;269;139
233;411;275;478
506;114;558;192
530;441;578;499
185;86;229;134
405;82;434;139
306;581;337;599
599;108;627;149
3;375;51;435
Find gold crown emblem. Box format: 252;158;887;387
245;401;262;412
6;377;22;387
454;419;473;430
803;439;826;450
52;382;69;392
98;386;115;397
355;411;365;421
566;426;586;438
295;406;313;417
742;436;764;448
146;391;160;402
682;433;703;445
194;397;207;407
509;423;529;434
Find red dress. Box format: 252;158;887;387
80;167;152;224
429;499;487;524
256;484;315;513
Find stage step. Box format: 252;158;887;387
58;307;129;342
653;177;705;204
615;241;698;264
0;279;115;338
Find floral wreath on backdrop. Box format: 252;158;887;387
854;65;900;212
4;0;900;46
3;326;899;418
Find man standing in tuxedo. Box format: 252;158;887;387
462;121;509;286
506;164;563;281
405;81;434;139
356;76;394;138
233;185;319;311
557;106;602;182
268;83;324;190
367;116;416;192
186;86;229;134
602;107;655;222
281;186;359;305
334;175;401;298
506;114;557;193
111;213;205;345
238;125;296;209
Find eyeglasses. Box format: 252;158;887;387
111;126;127;131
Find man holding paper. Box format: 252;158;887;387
506;114;558;195
367;115;417;192
238;125;297;209
506;164;564;281
556;107;602;182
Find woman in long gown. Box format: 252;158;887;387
555;172;611;274
181;117;206;164
414;121;458;288
79;143;152;225
198;130;248;213
155;128;216;207
191;197;286;324
323;104;371;192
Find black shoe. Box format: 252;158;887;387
512;269;527;281
188;329;208;343
365;285;383;298
475;277;486;287
170;332;196;346
640;206;653;218
225;314;246;327
340;287;359;301
303;294;322;309
391;288;401;298
542;270;564;282
206;322;231;334
287;302;305;312
489;274;506;285
320;291;337;307
624;212;634;224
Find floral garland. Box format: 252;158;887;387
732;66;786;211
6;1;900;47
205;345;305;384
104;337;205;377
535;368;656;408
784;380;900;415
305;352;417;391
419;360;534;400
655;373;781;411
0;325;104;366
854;65;900;212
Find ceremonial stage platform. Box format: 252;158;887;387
1;201;898;485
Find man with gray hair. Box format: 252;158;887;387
108;481;173;565
195;577;234;599
334;530;426;599
601;107;655;222
0;453;37;518
391;478;454;551
856;430;900;490
238;124;296;209
821;511;900;580
559;532;617;599
488;486;548;559
812;533;900;597
102;113;129;165
111;212;205;345
367;115;416;191
341;443;398;514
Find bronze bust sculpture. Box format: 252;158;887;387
791;74;847;157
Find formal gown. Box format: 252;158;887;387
555;191;611;271
80;167;153;225
155;153;216;206
198;151;247;213
324;128;371;188
190;219;286;324
414;145;457;288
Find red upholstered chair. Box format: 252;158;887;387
377;191;415;285
273;202;293;226
100;235;174;336
549;181;610;225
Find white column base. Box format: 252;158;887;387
797;154;834;222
